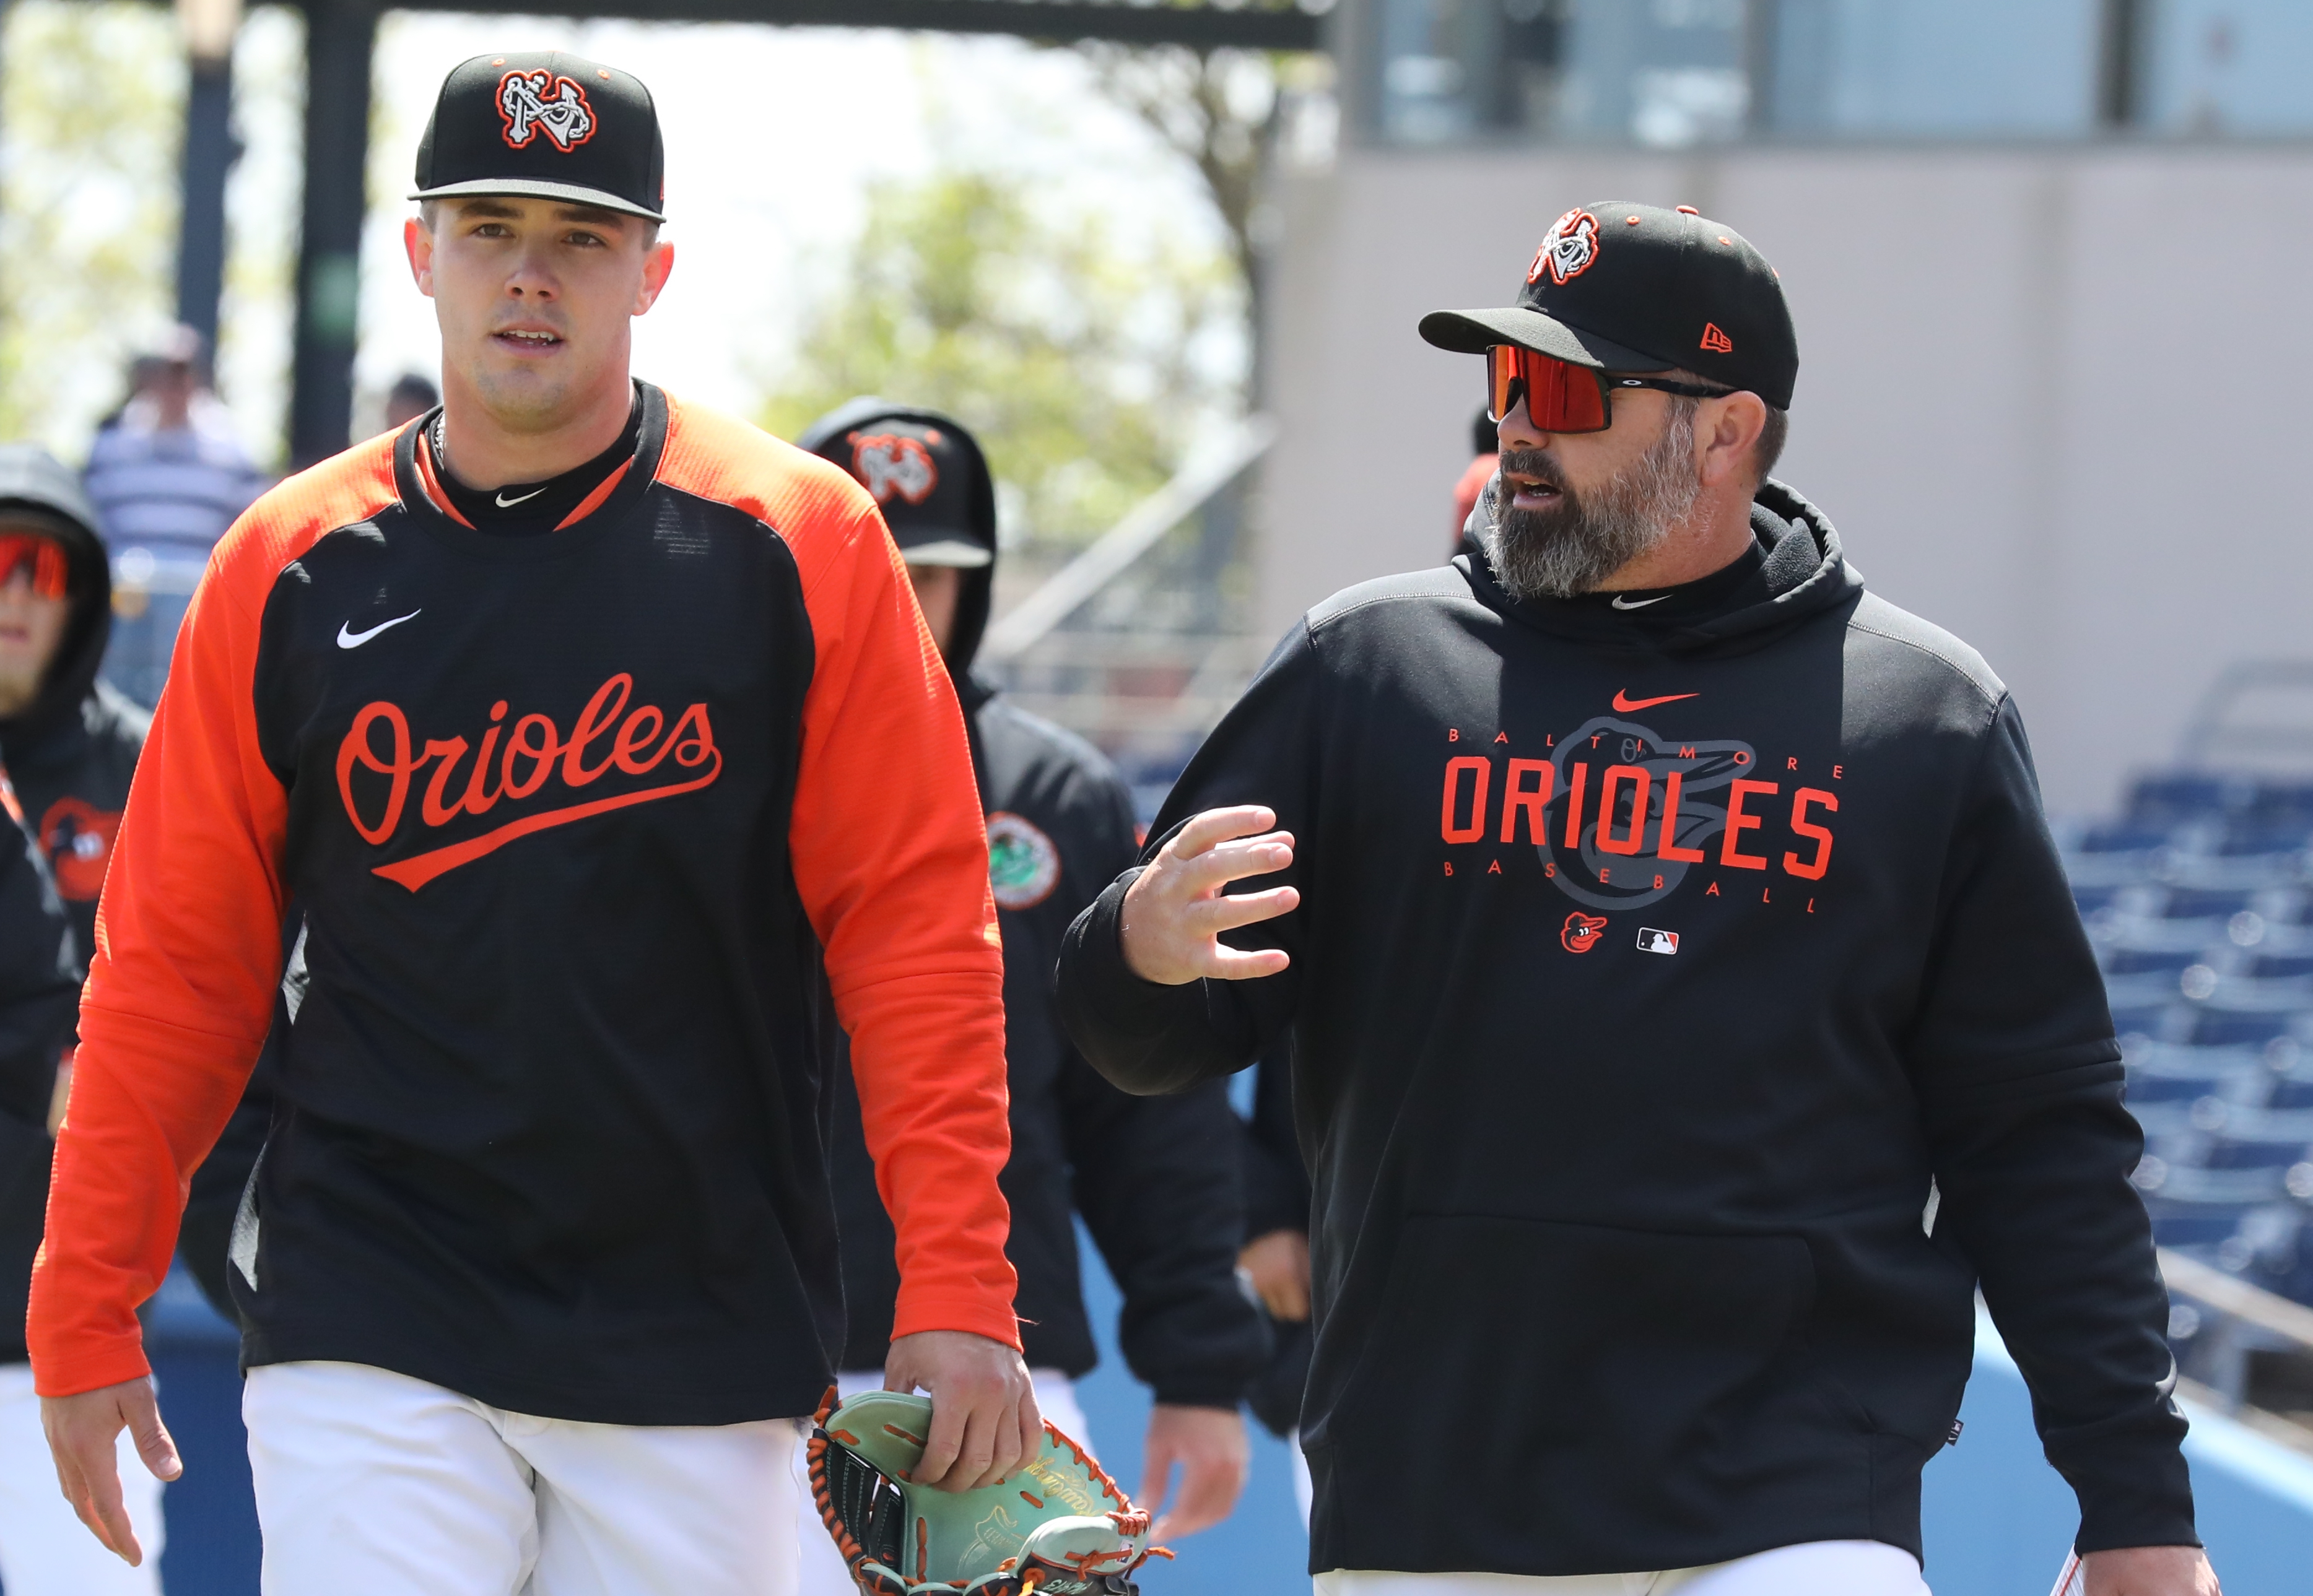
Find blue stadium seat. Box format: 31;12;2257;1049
2104;947;2203;977
2126;773;2245;828
2135;1182;2259;1246
2176;1001;2304;1048
2239;948;2313;979
2160;885;2263;919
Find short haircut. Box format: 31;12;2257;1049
1664;367;1787;484
1754;405;1789;482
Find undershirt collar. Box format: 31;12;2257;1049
429;385;643;536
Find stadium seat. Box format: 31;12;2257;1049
2174;997;2304;1048
2126;773;2246;828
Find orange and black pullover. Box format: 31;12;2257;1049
30;385;1019;1423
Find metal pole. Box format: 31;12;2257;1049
176;51;236;352
289;0;376;467
1744;0;1779;137
2096;0;2147;131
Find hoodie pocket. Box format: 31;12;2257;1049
1304;1213;1831;1567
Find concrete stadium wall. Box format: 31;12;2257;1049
1261;139;2313;815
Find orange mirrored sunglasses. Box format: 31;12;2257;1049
1486;345;1730;435
0;534;69;601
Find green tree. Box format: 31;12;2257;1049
760;166;1239;552
0;1;187;453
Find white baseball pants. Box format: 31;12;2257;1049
245;1360;801;1596
794;1368;1090;1596
1315;1540;1930;1595
0;1362;165;1595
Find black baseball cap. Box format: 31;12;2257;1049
1420;202;1797;410
814;412;990;568
411;51;665;223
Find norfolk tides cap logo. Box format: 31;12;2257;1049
1528;208;1600;287
497;68;597;152
987;812;1060;911
850;432;940;508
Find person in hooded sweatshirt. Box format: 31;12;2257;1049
793;400;1267;1587
0;449;150;1591
1056;204;2219;1596
0;449;150;971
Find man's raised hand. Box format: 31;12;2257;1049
1120;807;1298;986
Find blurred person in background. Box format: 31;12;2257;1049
81;327;268;565
1450;406;1496;560
795;400;1265;1590
0;765;128;1591
81;327;269;709
0;449;150;1024
384;373;442;432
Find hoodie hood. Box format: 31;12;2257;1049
797;398;999;694
1460;473;1860;656
0;445;115;753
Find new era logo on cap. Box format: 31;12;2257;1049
412;51;665;222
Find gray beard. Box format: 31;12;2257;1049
1481;404;1702;602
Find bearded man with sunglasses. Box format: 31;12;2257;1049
1057;202;2218;1595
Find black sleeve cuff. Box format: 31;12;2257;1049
2058;1426;2199;1553
1150;1375;1257;1410
1056;870;1229;1095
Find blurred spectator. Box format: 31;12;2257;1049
1452;404;1496;558
82;327;266;563
384;373;440;432
0;765;124;1590
81;327;268;708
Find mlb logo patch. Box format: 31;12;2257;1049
1636;928;1679;955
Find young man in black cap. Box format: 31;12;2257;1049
791;402;1265;1589
33;54;1032;1595
1056;202;2220;1595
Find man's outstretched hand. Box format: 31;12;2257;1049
2081;1546;2219;1595
1120;807;1297;986
41;1377;180;1566
884;1330;1040;1493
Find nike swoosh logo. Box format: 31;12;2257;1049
1612;690;1699;713
1610;594;1668;609
495;487;546;507
336;610;422;649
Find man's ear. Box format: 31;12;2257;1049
404;215;435;299
1696;391;1767;490
634;239;676;316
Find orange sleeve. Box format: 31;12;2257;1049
655;402;1021;1348
28;446;397;1397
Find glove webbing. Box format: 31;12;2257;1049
807;1421;906;1574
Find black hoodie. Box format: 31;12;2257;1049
0;447;125;1363
1058;480;2190;1574
799;402;1266;1405
0;447;150;965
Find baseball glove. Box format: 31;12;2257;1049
806;1388;1169;1596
